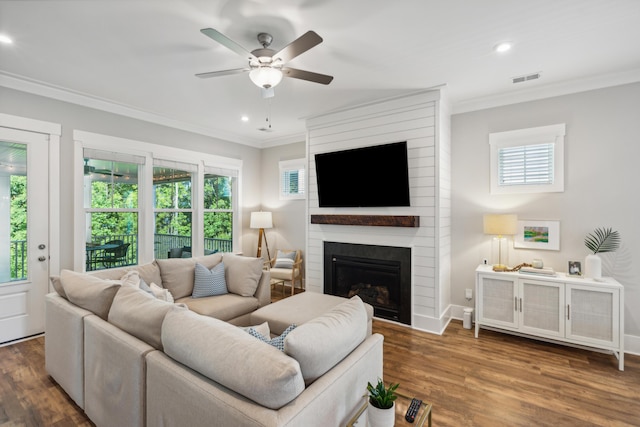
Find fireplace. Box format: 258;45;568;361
324;242;411;325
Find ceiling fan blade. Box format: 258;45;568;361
282;67;333;85
273;31;323;64
200;28;257;61
195;68;249;79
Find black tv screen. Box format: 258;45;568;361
314;141;411;208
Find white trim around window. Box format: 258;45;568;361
279;158;306;200
72;130;242;270
489;123;565;195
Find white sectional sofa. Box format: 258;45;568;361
45;252;384;427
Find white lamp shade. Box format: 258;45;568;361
250;211;273;229
249;67;283;89
483;214;518;236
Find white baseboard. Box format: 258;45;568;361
411;305;452;335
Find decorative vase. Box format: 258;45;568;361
368;401;395;427
584;254;602;279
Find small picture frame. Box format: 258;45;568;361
568;261;582;276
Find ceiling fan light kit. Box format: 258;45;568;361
197;28;333;94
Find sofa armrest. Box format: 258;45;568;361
253;270;271;308
45;292;94;409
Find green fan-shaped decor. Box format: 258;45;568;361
584;227;620;254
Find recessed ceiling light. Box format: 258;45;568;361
241;115;249;122
0;34;13;44
493;41;512;53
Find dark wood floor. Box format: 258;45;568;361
2;303;639;426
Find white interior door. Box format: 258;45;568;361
0;127;50;345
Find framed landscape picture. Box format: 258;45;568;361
514;220;560;251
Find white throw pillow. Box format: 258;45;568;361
150;282;174;303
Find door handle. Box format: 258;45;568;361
38;256;47;262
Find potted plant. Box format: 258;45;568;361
367;379;399;427
584;227;620;279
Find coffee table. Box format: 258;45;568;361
345;389;432;427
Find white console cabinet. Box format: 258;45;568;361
475;265;624;370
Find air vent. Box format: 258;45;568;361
512;72;541;84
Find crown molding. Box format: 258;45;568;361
0;71;266;148
452;68;640;115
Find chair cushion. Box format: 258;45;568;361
273;250;296;268
108;285;174;350
60;269;121;320
157;253;223;299
284;296;368;384
192;262;227;298
161;306;304;409
222;253;263;297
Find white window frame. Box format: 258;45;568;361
72;130;242;270
279;158;306;200
489;124;565;195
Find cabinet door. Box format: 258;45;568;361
519;278;564;339
478;275;518;329
566;284;620;348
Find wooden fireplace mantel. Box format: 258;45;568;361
310;214;420;228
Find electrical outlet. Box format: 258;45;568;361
465;289;473;299
483;258;488;265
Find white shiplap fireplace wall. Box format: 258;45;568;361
305;89;452;334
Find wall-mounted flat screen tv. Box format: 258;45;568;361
314;141;411;208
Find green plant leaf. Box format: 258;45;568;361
584;227;620;254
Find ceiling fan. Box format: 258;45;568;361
196;28;333;97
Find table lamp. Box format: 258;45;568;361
250;211;273;260
483;214;518;272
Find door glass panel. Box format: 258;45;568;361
0;142;27;282
154;166;192;259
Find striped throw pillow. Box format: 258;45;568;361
274;251;296;269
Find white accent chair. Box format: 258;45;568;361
269;249;303;296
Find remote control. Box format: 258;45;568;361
405;398;422;423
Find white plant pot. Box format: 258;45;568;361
368;401;395;427
584;254;602;279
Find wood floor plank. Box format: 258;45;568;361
1;317;639;426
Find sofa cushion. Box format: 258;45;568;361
162;306;304;409
222;253;263;297
59;269;121;320
192;262;227;298
284;296;368;384
175;293;259;322
50;275;67;299
156;253;223;299
90;261;163;287
108;285;174;350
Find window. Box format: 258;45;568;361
74;130;242;271
279;159;305;200
83;149;144;270
153;160;195;259
489;124;565;194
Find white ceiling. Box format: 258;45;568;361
1;0;640;148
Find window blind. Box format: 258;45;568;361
498;143;554;186
281;168;305;195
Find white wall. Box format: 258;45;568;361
0;86;264;271
451;82;640;349
259;141;307;265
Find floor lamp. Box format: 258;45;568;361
483;214;518;272
250;211;273;261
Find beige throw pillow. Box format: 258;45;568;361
108;285;174;350
222;253;263;297
60;269;121;320
284;296;368;384
50;275;67;299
